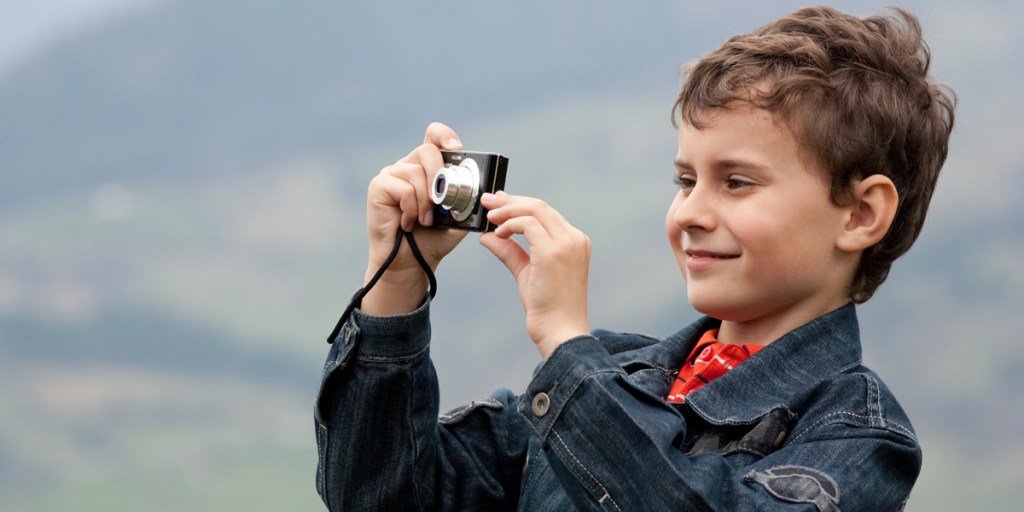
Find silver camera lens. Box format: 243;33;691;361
430;157;480;221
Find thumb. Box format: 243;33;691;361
424;122;463;150
480;232;529;279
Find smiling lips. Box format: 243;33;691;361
685;249;739;271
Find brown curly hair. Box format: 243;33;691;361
673;6;956;303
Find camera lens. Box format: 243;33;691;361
430;158;481;222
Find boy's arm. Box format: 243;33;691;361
314;302;529;511
521;336;920;511
314;122;529;510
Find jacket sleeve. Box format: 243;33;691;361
518;335;921;512
314;299;528;511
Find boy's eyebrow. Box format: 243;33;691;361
674;157;769;173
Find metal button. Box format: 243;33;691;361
531;392;551;417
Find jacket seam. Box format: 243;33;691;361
552;429;622;511
408;362;426;510
790;411;916;443
867;374;884;429
356;343;430;364
533;367;623;438
316;423;330;509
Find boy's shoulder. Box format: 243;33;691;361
791;363;919;443
592;306;917;444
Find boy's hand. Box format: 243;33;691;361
361;122;468;315
479;192;591;358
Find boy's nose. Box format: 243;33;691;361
673;188;717;233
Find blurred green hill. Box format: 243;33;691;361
1;0;1022;510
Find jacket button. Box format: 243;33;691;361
531;392;551;417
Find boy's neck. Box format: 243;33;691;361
715;295;850;346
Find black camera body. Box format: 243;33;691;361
430;150;509;232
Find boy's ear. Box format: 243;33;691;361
836;174;899;253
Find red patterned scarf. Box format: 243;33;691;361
666;329;764;403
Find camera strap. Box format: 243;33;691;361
325;228;437;344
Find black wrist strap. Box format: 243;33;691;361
326;229;437;344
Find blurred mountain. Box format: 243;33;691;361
1;0;1022;510
0;0;731;210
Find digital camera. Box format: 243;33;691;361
430;150;509;232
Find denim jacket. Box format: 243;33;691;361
314;301;920;511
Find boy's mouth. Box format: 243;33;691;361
684;249;739;271
685;249;739;259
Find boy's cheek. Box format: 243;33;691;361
671;249;690;282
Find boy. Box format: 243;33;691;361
315;6;954;511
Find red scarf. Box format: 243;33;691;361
666;329;764;403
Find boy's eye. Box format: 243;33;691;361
673;174;696;189
725;176;755;189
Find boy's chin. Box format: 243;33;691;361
687;292;754;322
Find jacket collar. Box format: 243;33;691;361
660;303;863;425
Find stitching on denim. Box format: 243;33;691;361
438;398;503;425
407;364;426;510
790;412;866;442
315;425;322;492
546;368;624;433
552;429;622;511
865;374;885;429
356;343;430;363
534;368;626;440
790;411;916;443
316;423;329;508
789;374;917;442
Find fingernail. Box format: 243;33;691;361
424;210;433;226
446;137;461;148
481;192;495;202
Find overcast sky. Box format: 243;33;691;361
0;0;151;71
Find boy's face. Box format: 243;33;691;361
666;106;853;333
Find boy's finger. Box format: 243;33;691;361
383;162;434;226
396;145;447;225
374;173;420;232
484;193;570;239
480;232;529;280
424;122;463;150
493;215;553;248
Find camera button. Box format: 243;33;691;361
531;392;551;417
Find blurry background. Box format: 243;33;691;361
1;0;1021;510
